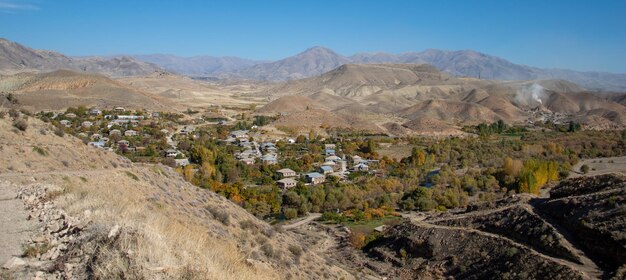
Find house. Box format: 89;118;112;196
118;115;143;120
325;155;341;162
89;109;102;115
324;144;337;150
230;130;249;139
354;163;369;172
277;178;297;189
374;225;387;233
60;120;71;127
180;126;195;135
324;149;336;156
305;172;325;185
100;137;109;143
124;130;138;136
276;168;297;178
165;149;178;157
91;133;102;140
152;112;160;118
319;165;333;175
65;113;77;118
77;132;88;138
88;141;105;148
114;107;125;112
352;155;366;165
175;158;190;167
82;121;93;128
261;154;278;165
117;140;130;147
287;138;296;144
109;129;122;136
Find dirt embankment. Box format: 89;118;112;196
356;174;626;279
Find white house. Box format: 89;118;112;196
82;121;93;128
124;130;138;136
276;168;297;178
277;178;297;189
165;149;178;157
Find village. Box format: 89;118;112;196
37;106;384;194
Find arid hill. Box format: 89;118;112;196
117;71;266;109
255;95;328;115
255;63;626;134
0;70;176;111
0;112;352;279
270;108;384;134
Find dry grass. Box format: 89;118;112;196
58;174;278;280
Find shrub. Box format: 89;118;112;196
348;231;366;249
32;146;48;156
580;164;590;174
288;245;302;258
124;171;139;181
207;207;230;225
260;243;276;258
239;219;257;231
8;109;19;118
53;126;65;137
22;243;51;258
13;119;28;131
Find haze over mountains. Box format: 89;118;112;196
2;38;626;91
135;45;626;92
0;38;160;77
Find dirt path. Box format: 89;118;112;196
283;213;321;230
0;181;36;265
408;219;602;279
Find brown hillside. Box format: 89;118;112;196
0;70;176;111
256;95;327;115
271;108;384;133
400;99;500;125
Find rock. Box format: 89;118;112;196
2;257;27;269
33;234;47;243
108;225;121;239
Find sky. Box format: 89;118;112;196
1;0;625;73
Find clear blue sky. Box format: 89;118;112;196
1;0;625;72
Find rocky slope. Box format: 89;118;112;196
359;174;626;279
0;113;352;279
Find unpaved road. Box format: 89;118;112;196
283;213;321;230
0;181;36;265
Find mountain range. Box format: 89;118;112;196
0;38;160;77
2;38;626;92
134;46;626;92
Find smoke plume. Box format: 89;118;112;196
516;83;545;107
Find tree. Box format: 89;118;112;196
348;231;366;249
284;208;298;219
